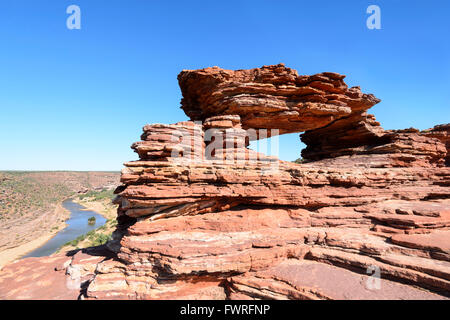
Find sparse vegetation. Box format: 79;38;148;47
57;191;119;252
0;172;72;219
79;188;115;201
0;172;118;221
293;157;307;164
0;171;119;253
59;218;116;250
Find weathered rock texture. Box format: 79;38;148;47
0;64;449;300
422;124;450;166
301;113;447;167
178;64;380;136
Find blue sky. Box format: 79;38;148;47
0;0;448;171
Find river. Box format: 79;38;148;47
22;199;107;258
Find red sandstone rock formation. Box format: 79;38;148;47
0;64;449;300
178;64;380;136
301;113;447;167
422;124;450;166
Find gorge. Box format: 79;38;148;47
0;64;448;300
22;200;106;258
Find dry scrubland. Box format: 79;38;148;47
0;171;119;265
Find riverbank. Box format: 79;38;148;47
0;193;118;268
23;200;107;258
0;171;120;270
0;203;70;269
56;196;118;253
72;196;117;221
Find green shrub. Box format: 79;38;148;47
89;233;112;246
293;157;307;164
79;188;114;201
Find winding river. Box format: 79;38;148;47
22;199;106;258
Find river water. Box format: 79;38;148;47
22;199;107;258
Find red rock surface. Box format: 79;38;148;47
0;246;111;300
301;113;447;167
229;260;446;300
178;64;380;136
422;124;450;166
0;64;448;300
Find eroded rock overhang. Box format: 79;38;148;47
178;63;381;136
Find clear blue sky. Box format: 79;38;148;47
0;0;448;171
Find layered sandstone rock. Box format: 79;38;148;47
422;124;450;166
178;64;380;136
0;64;449;300
301;113;447;167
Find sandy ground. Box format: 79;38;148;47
0;198;117;269
0;233;60;269
0;203;69;269
72;198;117;220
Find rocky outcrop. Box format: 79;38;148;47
178;64;380;136
301;113;447;168
0;246;112;300
0;64;448;300
422;124;450;166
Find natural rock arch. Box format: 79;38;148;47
178;64;448;168
1;64;449;300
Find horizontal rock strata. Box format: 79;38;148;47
422;124;450;166
0;64;448;300
301;113;447;167
178;64;380;136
